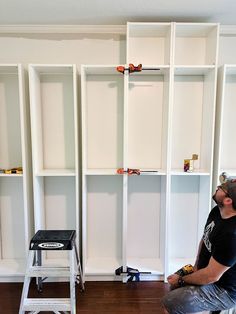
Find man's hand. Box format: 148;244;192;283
167;273;180;290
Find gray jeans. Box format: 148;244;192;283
162;284;236;314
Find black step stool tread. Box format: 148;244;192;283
30;230;76;250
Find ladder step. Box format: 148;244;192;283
23;298;71;311
27;266;71;277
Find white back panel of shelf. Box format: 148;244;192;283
171;75;203;170
171;70;216;172
29;65;76;172
174;23;218;65
0;177;25;259
86;176;123;266
128;74;169;169
0;71;22;168
127;23;172;65
127;176;162;259
169;176;200;259
85;74;124;169
220;72;236;169
40;73;75;169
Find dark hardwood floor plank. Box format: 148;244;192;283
0;281;169;314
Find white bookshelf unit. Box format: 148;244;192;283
81;22;219;281
28;64;79;265
213;65;236;189
0;64;33;281
168;23;219;278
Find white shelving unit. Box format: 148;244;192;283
213;65;236;189
167;23;219;278
28;64;79;265
127;23;172;66
0;64;33;281
81;65;124;279
174;23;218;66
81;22;219;281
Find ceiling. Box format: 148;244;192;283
0;0;236;26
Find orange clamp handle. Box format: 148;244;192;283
117;168;141;175
116;65;125;74
129;64;142;73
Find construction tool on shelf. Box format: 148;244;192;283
116;63;160;74
184;154;198;172
117;168;159;175
4;167;23;174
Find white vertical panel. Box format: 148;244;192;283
86;73;123;169
0;71;22;168
128;75;164;169
0;178;25;259
169;176;199;258
171;75;203;170
127;176;161;258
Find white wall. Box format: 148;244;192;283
0;33;126;66
0;31;235;68
219;35;236;65
0;31;235;66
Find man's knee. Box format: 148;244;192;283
162;294;170;313
161;291;179;314
161;286;197;314
161;295;170;314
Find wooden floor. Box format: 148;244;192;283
0;280;169;313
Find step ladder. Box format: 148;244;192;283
19;230;84;314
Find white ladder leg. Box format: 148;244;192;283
69;248;76;314
19;250;35;314
74;244;85;291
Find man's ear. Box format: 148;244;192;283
224;197;233;206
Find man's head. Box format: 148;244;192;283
213;179;236;210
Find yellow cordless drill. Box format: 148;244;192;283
175;264;194;276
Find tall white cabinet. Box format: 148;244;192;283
81;22;219;282
213;65;236;189
0;64;33;281
169;23;219;275
28;64;79;265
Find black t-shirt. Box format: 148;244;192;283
197;206;236;299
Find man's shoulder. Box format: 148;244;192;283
209;205;220;217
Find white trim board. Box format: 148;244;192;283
0;24;235;35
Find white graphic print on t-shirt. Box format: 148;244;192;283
203;221;215;252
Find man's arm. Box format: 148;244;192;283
193;238;203;271
168;257;230;287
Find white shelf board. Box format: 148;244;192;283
224;65;236;75
82;65;120;75
0;173;23;177
127;257;164;275
168;257;195;275
0;64;18;74
29;64;74;74
0;259;26;276
174;65;215;75
171;169;210;176
35;169;76;176
85;257;122;275
85;169;119;175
